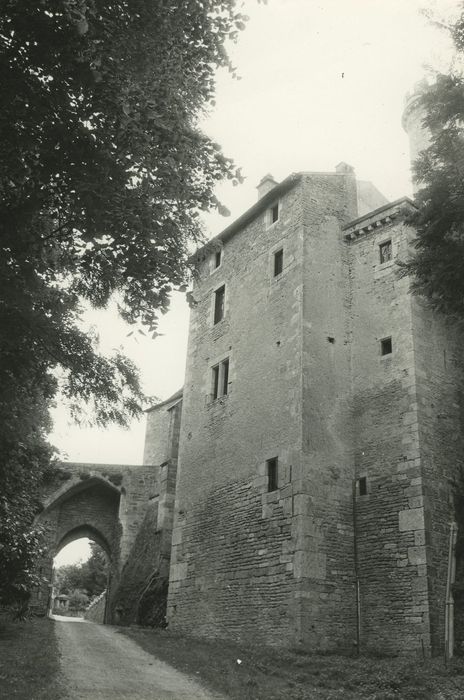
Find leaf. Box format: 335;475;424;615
217;203;231;217
76;18;89;36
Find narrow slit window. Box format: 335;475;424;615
380;337;392;356
271;203;279;224
266;457;278;492
379;240;392;264
222;358;229;396
213;285;225;324
212;364;220;400
211;358;229;400
358;477;367;496
274;249;283;277
215;250;222;268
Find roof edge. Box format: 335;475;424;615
343;196;417;231
145;387;184;413
190;173;302;261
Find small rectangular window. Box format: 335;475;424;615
212;358;229;400
215;250;222;268
266;457;278;492
213;285;225;324
271;203;279;224
274;249;283;277
379;240;392;264
358;477;367;496
380;337;392;356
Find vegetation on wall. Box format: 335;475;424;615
109;501;168;627
0;0;245;606
404;4;464;322
399;3;464;658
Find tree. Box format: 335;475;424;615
404;6;464;321
55;543;109;598
67;589;90;612
0;0;245;604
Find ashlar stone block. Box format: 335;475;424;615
407;546;426;566
399;507;424;532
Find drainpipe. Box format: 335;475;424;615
352;480;361;654
445;521;458;662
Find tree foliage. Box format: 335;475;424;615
405;6;464;320
0;0;245;604
67;589;90;611
55;543;108;599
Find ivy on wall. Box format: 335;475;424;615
109;501;169;627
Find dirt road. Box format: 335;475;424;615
52;616;224;700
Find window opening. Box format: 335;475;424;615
212;365;220;400
212;358;229;400
380;337;392;356
221;358;229;396
267;457;278;492
215;250;222;268
379;240;392;264
271;203;279;224
214;285;225;324
358;477;367;496
274;248;283;276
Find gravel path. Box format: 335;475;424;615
52;616;223;700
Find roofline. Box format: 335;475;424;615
145;388;183;413
190;173;302;261
216;172;302;243
343;196;417;230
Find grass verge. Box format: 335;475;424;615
119;626;464;699
0;614;64;700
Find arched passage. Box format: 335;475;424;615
32;475;122;620
56;525;112;560
52;529;111;620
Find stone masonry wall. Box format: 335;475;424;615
143;394;182;466
349;217;431;654
31;462;158;619
411;300;464;654
168;181;306;645
168;170;362;649
298;172;358;651
84;591;107;624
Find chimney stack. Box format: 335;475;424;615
335;161;355;175
256;173;279;200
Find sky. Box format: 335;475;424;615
51;0;460;471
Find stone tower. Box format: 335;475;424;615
138;98;464;655
151;144;464;654
402;81;432;194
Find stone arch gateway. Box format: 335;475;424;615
30;461;169;623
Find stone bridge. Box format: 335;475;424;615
31;458;176;624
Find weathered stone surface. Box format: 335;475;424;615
399;508;425;532
160;163;464;656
